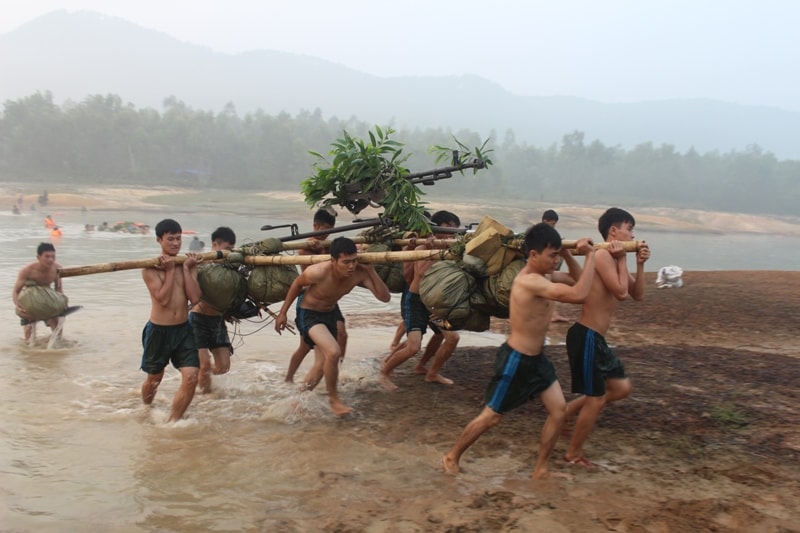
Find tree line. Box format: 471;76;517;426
1;91;798;215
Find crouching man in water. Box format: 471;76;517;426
141;218;204;422
275;237;390;416
442;223;596;480
12;242;66;343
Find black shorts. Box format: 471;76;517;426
189;311;232;353
566;322;627;397
332;303;345;324
295;306;338;349
402;290;431;335
298;292;345;324
485;343;558;414
140;321;199;374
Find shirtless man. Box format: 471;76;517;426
12;242;66;342
140;218;203;422
563;207;650;467
443;223;596;480
190;226;237;394
275;237;390;416
542;209;570;323
284;208;348;388
380;210;462;391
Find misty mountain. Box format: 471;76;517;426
3;10;800;160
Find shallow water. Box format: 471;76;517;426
1;208;797;531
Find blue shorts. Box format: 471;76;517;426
401;290;431;335
485;343;558;414
141;321;199;374
566;322;627;397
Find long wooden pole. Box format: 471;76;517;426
278;237;456;251
242;249;459;266
58;250;230;278
57;240;644;277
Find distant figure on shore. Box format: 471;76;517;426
12;204;20;215
189;236;205;252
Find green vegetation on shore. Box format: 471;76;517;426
2;91;799;216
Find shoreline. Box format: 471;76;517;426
3;184;800;237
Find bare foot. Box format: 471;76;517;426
329;398;354;417
413;366;428;375
378;373;399;392
442;455;460;475
533;470;573;480
425;373;454;385
564;455;598;470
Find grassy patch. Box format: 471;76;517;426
709;403;749;429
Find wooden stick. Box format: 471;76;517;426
241;249;459;266
278;237;457;251
59;250;230;278
263;307;296;335
58;240;644;277
506;239;644;254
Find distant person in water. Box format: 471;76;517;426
140;218;203;422
189;236;205;252
275;237;390;417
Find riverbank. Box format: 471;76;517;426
3;184;800;236
339;270;800;531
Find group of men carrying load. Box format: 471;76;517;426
13;203;649;480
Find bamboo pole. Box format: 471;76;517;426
278;237;457;251
504;239;643;253
242;249;459;266
58;250;230;278
57;240;644;277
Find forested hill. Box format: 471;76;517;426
1;93;799;216
2;10;800;160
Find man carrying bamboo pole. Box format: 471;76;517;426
284;208;348;389
275;237;390;416
443;223;596;479
140;219;204;423
563;207;650;468
380;210;461;391
542;209;570;323
190;226;237;394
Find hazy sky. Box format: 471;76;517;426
3;1;798;112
